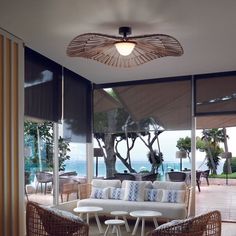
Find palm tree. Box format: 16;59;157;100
201;128;226;174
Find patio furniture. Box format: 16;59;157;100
59;177;80;202
114;173;136;182
141;173;158;182
168;171;187;182
104;219;125;236
201;169;210;185
110;211;130;232
196;171;202;192
59;171;77;176
130;210;162;236
35;171;53;194
26;201;89;236
73;206;104;233
148;210;221;236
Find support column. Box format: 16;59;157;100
190;76;196;216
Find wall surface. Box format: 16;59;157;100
0;28;24;236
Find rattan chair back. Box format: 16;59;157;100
168;171;187;182
149;210;221;236
26;201;89;236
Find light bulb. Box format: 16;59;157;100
115;41;136;56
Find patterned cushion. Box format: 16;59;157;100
144;188;162;202
124;181;145;201
90;187;109;199
109;187;125;200
161;190;185;203
42;206;84;223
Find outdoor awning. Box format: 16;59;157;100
95;75;236;131
113;80;192;130
94;89;121;113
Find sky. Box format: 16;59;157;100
94;127;236;171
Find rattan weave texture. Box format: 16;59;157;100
148;210;221;236
26;201;89;236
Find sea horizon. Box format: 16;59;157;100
64;159;224;178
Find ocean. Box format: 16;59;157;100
64;159;223;177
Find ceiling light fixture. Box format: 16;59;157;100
67;26;183;68
114;27;136;56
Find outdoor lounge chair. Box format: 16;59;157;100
148;210;221;236
168;171;187;182
26;201;89;236
59;177;79;202
201;169;210;185
35;171;53;194
114;172;136;181
141;173;158;182
196;171;202;192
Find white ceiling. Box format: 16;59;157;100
1;0;236;84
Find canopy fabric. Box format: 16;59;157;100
195;75;236;114
197;115;236;129
95;76;236;131
93;89;121;113
113;80;192;130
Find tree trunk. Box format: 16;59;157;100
223;128;232;174
104;133;116;177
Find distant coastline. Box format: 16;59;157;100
64;159;224;177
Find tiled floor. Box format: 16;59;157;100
88;218;236;236
196;183;236;221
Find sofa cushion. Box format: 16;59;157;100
123;181;145;201
91;179;121;189
90;187;109;199
122;180;152;189
109;187;125;200
144;188;162;202
161;190;185;203
77;198;187;219
153;181;186;190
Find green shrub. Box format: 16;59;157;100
223;157;236;173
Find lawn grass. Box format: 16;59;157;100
210;172;236;179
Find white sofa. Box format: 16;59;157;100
77;179;191;221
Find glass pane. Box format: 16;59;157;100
24;120;54;205
58;123;87;203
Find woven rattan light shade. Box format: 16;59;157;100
67;27;183;68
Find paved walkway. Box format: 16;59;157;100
196;178;236;221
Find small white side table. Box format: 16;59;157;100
104;219;125;236
110;211;130;232
130;210;162;236
73;206;104;233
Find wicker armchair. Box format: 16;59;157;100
168;171;187;182
26;201;89;236
148;210;221;236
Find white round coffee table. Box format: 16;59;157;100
104;219;125;236
110;210;130;232
73;206;103;233
130;210;162;236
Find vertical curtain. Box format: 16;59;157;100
24;47;62;122
0;29;24;236
63;68;92;143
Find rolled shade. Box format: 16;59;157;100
63;68;92;143
195;75;236;115
24;47;62;122
113;79;192;130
